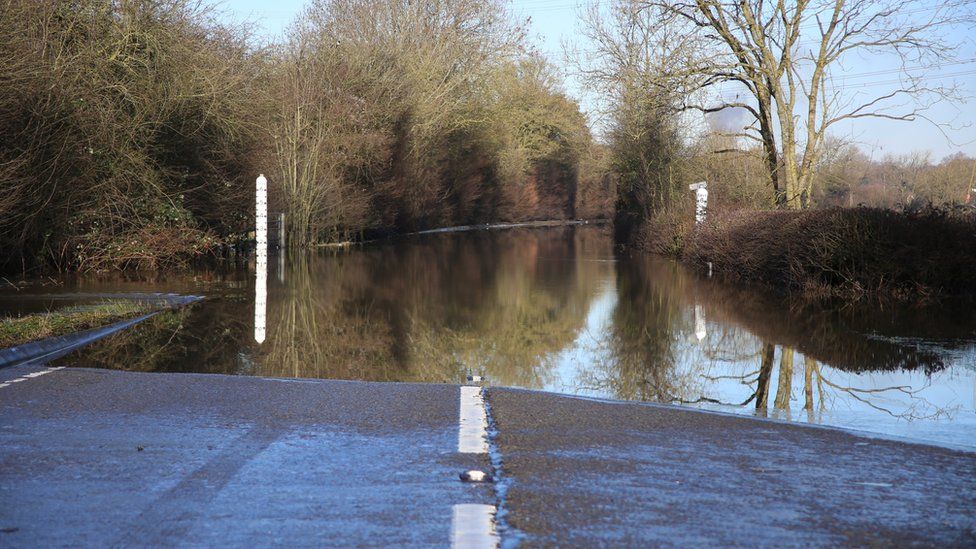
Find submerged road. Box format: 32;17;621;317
1;365;974;547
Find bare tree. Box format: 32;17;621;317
571;0;706;246
271;32;380;247
271;0;531;243
639;0;974;208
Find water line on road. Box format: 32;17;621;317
482;390;524;548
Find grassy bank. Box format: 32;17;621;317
650;206;976;301
0;301;155;349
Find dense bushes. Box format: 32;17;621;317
682;207;976;300
0;0;263;271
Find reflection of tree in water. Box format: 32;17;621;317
56;306;196;371
697;273;965;420
578;257;703;402
696;279;965;374
52;226;967;423
56;228;613;384
729;344;953;421
54;293;265;374
260;252;399;381
258;227;611;385
430;228;613;388
50;265;275;373
586;254;963;420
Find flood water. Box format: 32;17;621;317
4;225;975;449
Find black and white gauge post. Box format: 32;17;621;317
254;174;268;344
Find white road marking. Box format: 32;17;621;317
854;482;893;488
0;367;64;389
458;386;488;454
451;504;499;548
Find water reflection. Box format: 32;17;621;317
694;305;706;342
563;254;975;445
37;226;976;448
254;240;267;345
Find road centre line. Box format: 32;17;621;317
458;386;488;454
0;366;64;389
451;504;499;548
455;387;499;546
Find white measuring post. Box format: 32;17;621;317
256;174;268;250
254;174;268;344
689;181;708;224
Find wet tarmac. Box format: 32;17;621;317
1;366;973;546
0;365;492;546
489;388;976;546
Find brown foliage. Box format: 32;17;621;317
268;1;594;243
683;207;976;300
635;199;696;257
0;0;263;272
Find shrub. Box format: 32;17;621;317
683;206;976;300
0;0;261;272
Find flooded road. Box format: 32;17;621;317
4;225;974;448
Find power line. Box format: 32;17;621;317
708;68;976;93
832;59;976;80
830;68;976;90
515;0;969;17
543;48;976;82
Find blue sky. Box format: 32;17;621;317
220;0;975;160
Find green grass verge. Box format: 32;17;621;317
0;300;155;349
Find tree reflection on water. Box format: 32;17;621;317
51;226;975;442
585;254;972;423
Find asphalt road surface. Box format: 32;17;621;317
488;388;975;547
1;365;973;547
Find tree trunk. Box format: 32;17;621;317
755;343;776;413
803;355;816;411
774;347;794;410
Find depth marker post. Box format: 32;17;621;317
254;174;268;344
